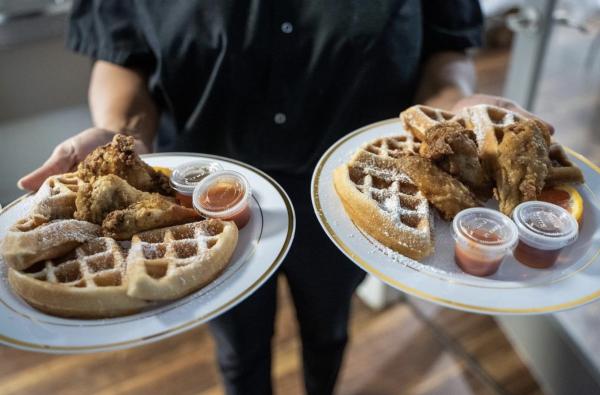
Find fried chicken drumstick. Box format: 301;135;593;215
495;120;552;215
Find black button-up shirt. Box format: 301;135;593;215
68;0;483;175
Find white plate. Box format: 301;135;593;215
0;153;295;353
312;119;600;315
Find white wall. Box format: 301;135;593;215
0;37;91;205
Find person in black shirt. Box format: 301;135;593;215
18;1;535;394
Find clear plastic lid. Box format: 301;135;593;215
170;160;223;195
452;208;518;254
192;170;251;218
512;201;578;250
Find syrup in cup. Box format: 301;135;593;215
170;160;223;208
193;170;252;229
512;201;579;269
452;208;518;277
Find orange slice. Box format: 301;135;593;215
538;185;583;223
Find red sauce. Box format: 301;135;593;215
176;192;194;208
197;179;251;229
513;240;562;269
538;189;571;212
199;180;244;211
455;229;504;277
221;202;251;229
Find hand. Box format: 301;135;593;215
451;94;554;134
17;128;150;191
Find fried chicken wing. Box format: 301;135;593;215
495;120;552;215
419;122;493;200
394;153;481;220
74;175;199;239
74;175;151;224
102;195;201;240
77;134;173;196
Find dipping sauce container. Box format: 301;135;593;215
512;201;578;269
170;160;223;207
452;208;518;277
193;170;252;229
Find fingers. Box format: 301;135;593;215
17;141;78;191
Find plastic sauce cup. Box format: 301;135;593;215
452;208;518;277
170;160;223;208
192;170;252;229
512;201;578;269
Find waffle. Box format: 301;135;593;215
400;105;465;141
1;215;100;271
333;149;433;260
546;142;585;186
8;237;149;318
31;173;81;220
126;219;239;300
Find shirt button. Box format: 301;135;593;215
281;22;293;34
274;113;287;124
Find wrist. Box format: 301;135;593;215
423;86;467;111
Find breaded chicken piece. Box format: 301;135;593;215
74;175;199;239
103;195;201;240
74;175;151;224
77;134;173;196
420;122;493;200
495;120;551;215
394;153;481;221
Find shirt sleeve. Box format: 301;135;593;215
66;0;153;68
421;0;484;55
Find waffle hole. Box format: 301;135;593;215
207;239;217;249
174;242;198;259
143;244;167;259
365;146;380;155
51;250;78;266
94;272;121;287
202;220;224;236
487;107;507;124
399;196;420;210
171;226;195;240
24;261;46;274
441;111;453;120
422;107;436;118
495;127;505;144
348;168;366;185
137;231;165;243
401;214;420;229
55;262;82;283
87;255;115;273
80;239;106;256
371;177;393;189
398;182;418;196
455;118;467;128
145;263;168;279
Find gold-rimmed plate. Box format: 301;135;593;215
0;153;295;353
312;119;600;315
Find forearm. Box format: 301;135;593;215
89;61;158;152
415;51;476;110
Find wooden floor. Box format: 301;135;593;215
0;277;542;395
9;31;600;395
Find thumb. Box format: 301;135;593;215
17;141;78;191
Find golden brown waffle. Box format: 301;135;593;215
546;142;585;186
31;173;81;220
400;105;465;141
126;219;239;300
8;237;149;318
361;135;421;158
1;215;100;271
333;149;433;260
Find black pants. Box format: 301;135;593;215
209;172;366;395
